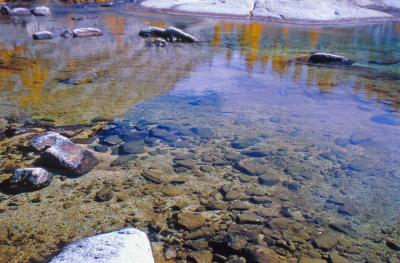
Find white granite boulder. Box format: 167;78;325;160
49;228;154;263
11;167;52;189
72;28;103;38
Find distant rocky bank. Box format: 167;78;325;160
140;0;400;24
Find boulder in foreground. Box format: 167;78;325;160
49;228;154;263
11;167;52;190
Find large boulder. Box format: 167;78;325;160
40;141;99;176
33;31;53;40
139;26;199;43
30;132;99;175
30;131;71;151
72;28;103;38
49;228;154;263
31;6;50;16
11;167;52;190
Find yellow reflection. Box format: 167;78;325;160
211;23;222;48
103;13;126;47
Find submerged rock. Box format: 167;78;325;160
153;38;167;47
177;212;206;230
33;31;53;40
11;168;52;190
31;6;50;16
72;28;103;38
139;26;199;43
49;228;154;263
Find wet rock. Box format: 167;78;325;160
236;159;266;176
11;168;52;190
174;159;196;170
206;200;227;210
49;228;154;263
185;226;214;240
246;245;281;263
228;201;252;211
386;239;400;251
161;185;183;196
177;212;206;230
4;127;42;137
110;154;137;166
40;141;99;176
250;196;271;205
153;38;167;47
95;187;114;202
349;132;371;145
224;152;244;162
334;138;349;147
119;142;144;155
314;232;337;250
139;26;199;43
328;222;353;234
200;165;213;172
30;131;71;151
231;138;259;149
258;170;281;186
120;131;147;142
33;31;53;40
224;189;243;201
94;145;108;153
72;28;103;38
286;182;301;192
370;114;400;126
307;53;353;65
329;253;350;263
100;2;114;7
238;174;257;183
50;124;86;138
102;135;123;146
338;204;358;216
141;169;167;184
0;5;10;15
241;149;269;158
225;234;247;251
31;6;50;16
191;127;213;139
299;257;327;263
187;250;213;263
237;212;265;224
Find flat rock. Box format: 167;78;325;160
110;154;137;166
177;212;206;230
174;159;196;170
102;135;123;146
314;232;338;250
95;187;114;202
49;228;154;263
231;138;259;149
187;250;213;263
11;168;52;190
329;253;350;263
246;245;281;263
40;141;99;176
33;31;53;40
141;169;167;184
258;170;282;186
236;159;266;176
72;28;103;38
237;212;265;224
119;142;145;155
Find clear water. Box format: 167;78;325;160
0;2;400;262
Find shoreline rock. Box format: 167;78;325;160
49;228;154;263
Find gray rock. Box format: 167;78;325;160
31;6;50;16
11;168;52;189
110;154;137;166
349;132;371;145
307;53;354;65
103;135;123;146
141;169;167;184
33;31;53;40
72;28;103;38
30;131;71;151
236;159;266;176
49;228;154;263
237;212;265;224
119;142;145;155
231;138;259;149
258;170;281;186
139;26;199;43
191;127;213;138
40;141;99;176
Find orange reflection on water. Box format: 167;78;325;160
103;13;127;47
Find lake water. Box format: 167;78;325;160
0;2;399;262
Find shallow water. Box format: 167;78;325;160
0;2;400;262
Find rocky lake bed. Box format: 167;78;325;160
0;1;400;263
